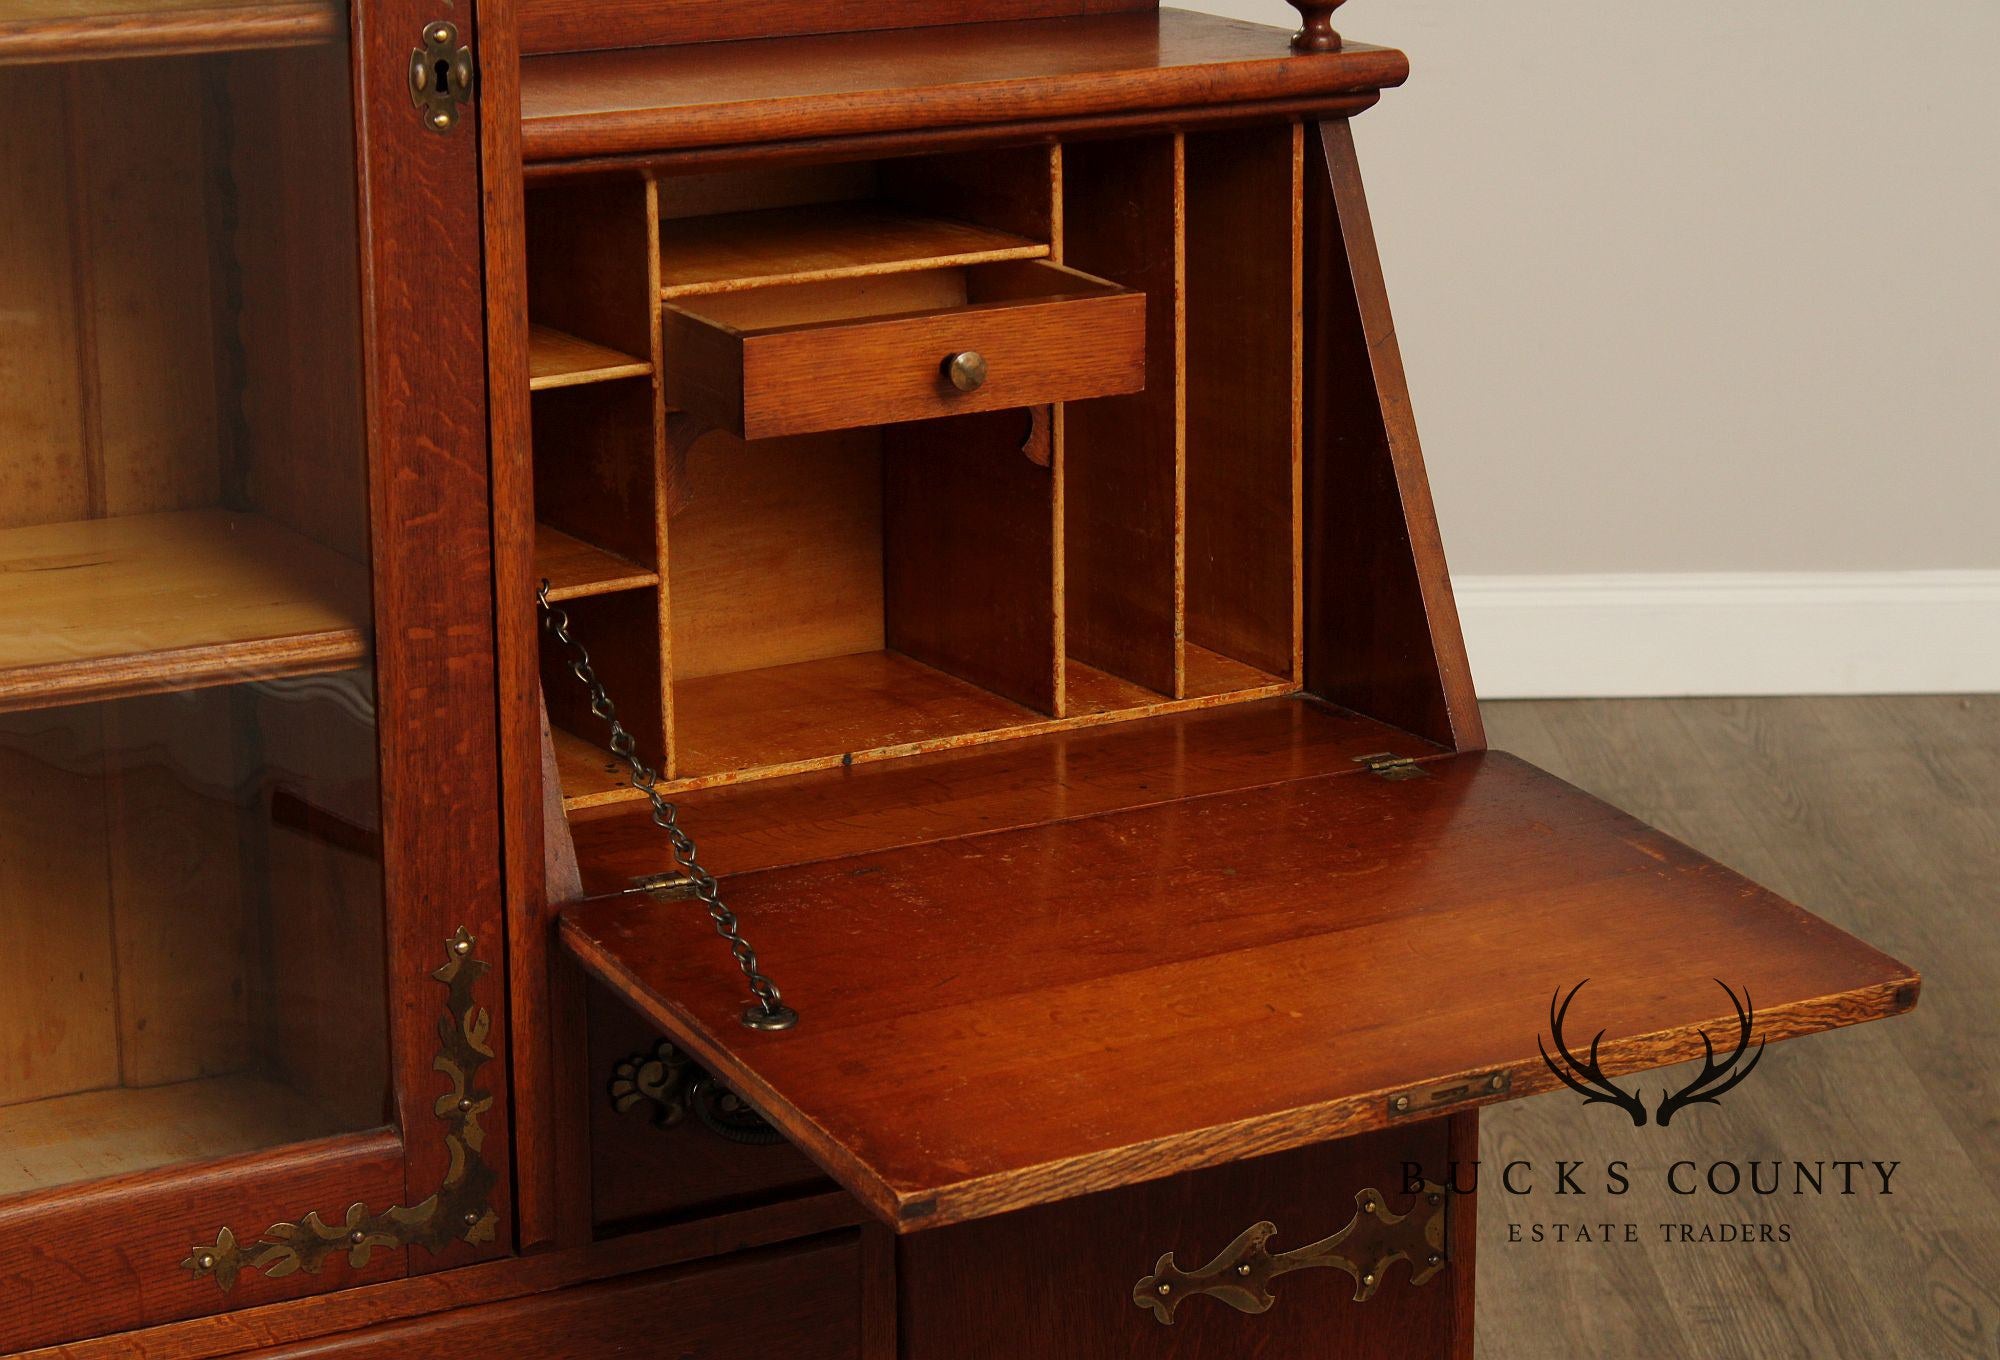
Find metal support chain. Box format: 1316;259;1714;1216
538;581;797;1032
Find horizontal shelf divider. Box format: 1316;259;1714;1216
0;509;370;714
660;203;1048;298
529;323;653;391
535;523;659;602
0;0;343;67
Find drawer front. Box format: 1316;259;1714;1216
586;977;831;1230
740;290;1145;439
898;1125;1469;1360
666;263;1147;441
254;1235;868;1358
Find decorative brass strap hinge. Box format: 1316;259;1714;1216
1134;1182;1449;1325
182;929;499;1293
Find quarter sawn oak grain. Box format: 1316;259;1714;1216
562;749;1917;1232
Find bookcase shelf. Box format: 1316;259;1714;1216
659;203;1047;298
0;1073;354;1199
529;324;652;391
535;523;658;601
0;0;343;66
0;510;369;713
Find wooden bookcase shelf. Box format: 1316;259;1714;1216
0;1073;353;1199
529;323;652;391
551;723;636;807
674;650;1041;783
535;523;658;601
0;0;343;66
0;510;370;713
659;204;1048;298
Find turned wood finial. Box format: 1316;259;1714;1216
1285;0;1347;53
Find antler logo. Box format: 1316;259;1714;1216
1539;979;1765;1128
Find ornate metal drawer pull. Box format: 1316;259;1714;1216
610;1038;783;1145
1133;1181;1448;1325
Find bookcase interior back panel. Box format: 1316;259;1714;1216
526;131;1309;808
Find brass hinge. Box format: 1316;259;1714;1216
1352;752;1430;781
409;20;474;134
631;870;696;900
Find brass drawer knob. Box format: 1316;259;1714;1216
943;350;989;393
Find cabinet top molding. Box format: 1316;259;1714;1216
520;11;1407;166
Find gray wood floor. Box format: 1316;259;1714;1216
1476;697;2000;1359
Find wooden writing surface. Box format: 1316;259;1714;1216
564;746;1916;1231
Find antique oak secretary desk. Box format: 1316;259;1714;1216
0;0;1918;1355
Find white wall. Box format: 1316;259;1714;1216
1180;1;2000;694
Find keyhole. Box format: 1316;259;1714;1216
434;57;453;93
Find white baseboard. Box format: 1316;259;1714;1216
1453;571;2000;699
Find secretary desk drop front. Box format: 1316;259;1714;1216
0;2;1916;1356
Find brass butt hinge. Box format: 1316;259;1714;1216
409;21;474;134
1352;752;1430;781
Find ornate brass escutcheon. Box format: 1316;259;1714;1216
1133;1181;1449;1325
408;21;474;134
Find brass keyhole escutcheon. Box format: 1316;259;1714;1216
943;350;988;393
409;20;475;134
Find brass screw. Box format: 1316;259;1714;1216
458;1097;474;1111
1427;1252;1443;1266
1362;1272;1376;1287
1157;1283;1172;1296
432;111;454;130
1489;1074;1506;1091
1392;1095;1410;1112
1428;1193;1442;1206
1236;1263;1252;1276
463;1211;480;1226
1364;1200;1377;1214
452;937;472;955
429;24;450;42
197;1253;215;1270
350;1229;366;1244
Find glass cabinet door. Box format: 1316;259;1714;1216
1;22;383;1198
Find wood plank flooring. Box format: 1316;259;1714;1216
1478;696;2000;1359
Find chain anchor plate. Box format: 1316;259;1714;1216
538;581;797;1032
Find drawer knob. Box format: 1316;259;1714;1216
943;350;989;393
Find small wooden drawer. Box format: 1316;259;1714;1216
664;259;1146;440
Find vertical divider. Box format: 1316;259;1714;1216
1060;134;1186;702
1291;122;1307;682
1183;123;1302;686
644;173;676;781
1048;142;1068;717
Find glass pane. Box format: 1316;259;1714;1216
0;19;384;1197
